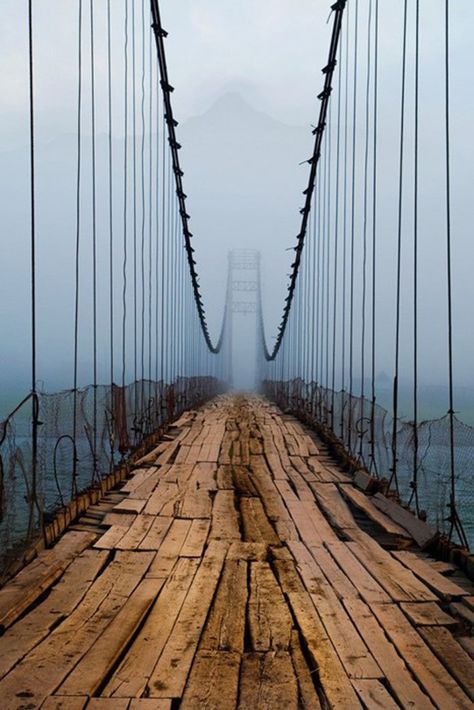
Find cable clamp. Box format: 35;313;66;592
318;87;332;100
322;60;337;74
331;1;346;12
160;80;174;93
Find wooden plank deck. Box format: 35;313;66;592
0;394;473;709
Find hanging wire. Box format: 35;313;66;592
121;0;129;394
106;0;115;467
89;0;98;481
412;0;420;509
389;0;409;494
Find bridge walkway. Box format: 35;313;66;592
0;395;473;709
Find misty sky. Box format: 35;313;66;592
1;1;474;416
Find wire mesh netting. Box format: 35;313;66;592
264;378;473;550
0;376;219;574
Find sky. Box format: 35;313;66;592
1;0;474;417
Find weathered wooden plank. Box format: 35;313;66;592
342;597;434;710
401;601;458;627
289;540;382;679
339;485;411;537
0;531;96;631
209;490;240;541
180;519;210;557
158;518;192;558
139;516;173;551
181;650;241;710
200;559;248;654
0;550;108;680
248;561;292;651
114;498;147;514
308;544;359;600
372;493;437;548
392;550;468;600
290;630;322;709
104;557;199;698
116;515;156;550
59;577;165;696
371;602;472;709
147;541;228;698
351;679;399;709
0;551;154;708
347;533;437;602
226;541;269;561
418;626;474;701
325;541;391;604
240;497;279;545
41;698;87;709
273;558;362;709
238;652;299;710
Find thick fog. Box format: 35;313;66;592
1;1;473;421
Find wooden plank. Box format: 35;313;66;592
289;540;382;679
226;542;269;561
102;512;136;527
231;464;258;496
158;518;192;558
372;493;437;548
209;489;240;541
0;550;108;680
200;559;248;654
216;464;233;488
0;551;154;708
392;550;468;600
351;680;399;709
139;516;173;551
401;601;458;627
342;597;435;710
347;533;437;602
419;626;474;701
144;481;180;516
273;558;362;709
87;699;129;709
147;541;228;698
116;515;155;550
290;630;322;709
325;541;391;604
94;524;129;550
371;602;472;709
310;482;357;530
181;650;240;709
121;467;159;493
129;701;172;710
240;497;279;545
114;498;147;514
339;485;411;537
459;636;474;660
180;519;210;557
308;544;359;600
59;578;165;696
248;561;292;651
238;652;298;710
104;558;199;698
0;531;96;631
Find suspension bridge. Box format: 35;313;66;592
1;0;474;707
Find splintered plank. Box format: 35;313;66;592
200;558;248;653
147;541;228;698
351;680;399;709
0;550;108;680
104;558;199;698
372;493;437;548
273;559;361;709
227;542;269;561
139;516;173;551
180;519;211;557
248;561;292;651
341;597;434;710
265;451;289;480
290;630;322;709
121;467;160;494
0;531;96;631
231;465;258;496
209;490;240;541
347;532;437;602
418;626;474;701
401;601;458;627
58;577;165;696
144;482;180;516
250;455;300;523
392;550;468;600
288;541;382;679
181;650;241;709
240;497;279;545
325;541;390;604
371;602;472;709
339;485;411;537
0;551;154;708
238;652;299;710
307;456;350;483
